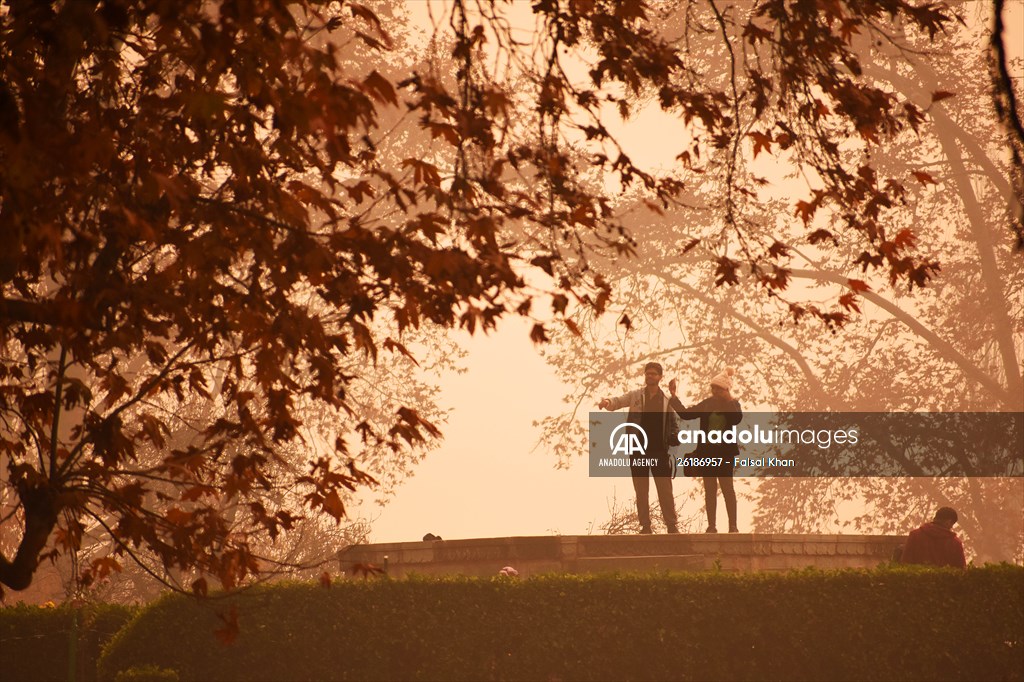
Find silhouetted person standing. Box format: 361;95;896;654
901;507;967;568
599;362;679;534
669;368;742;533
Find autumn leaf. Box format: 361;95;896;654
346;180;375;203
911;171;937;186
164;507;192;526
748;131;774;157
892;228;917;250
348;3;392;47
427;122;459;145
808;229;838;246
838;18;861;43
383;337;419;365
402;158;442;188
794;200;816;225
714;257;740;287
676;151;697;169
838;293;861;313
321;490;346;522
904;103;925;131
392;406;442;442
90;556;122;581
362;71;398;106
820;311;850;329
484;89;510;117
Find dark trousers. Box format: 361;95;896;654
632;455;677;531
703;476;737;530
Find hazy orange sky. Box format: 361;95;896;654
363;317;755;542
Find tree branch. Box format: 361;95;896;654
0;297;98;330
47;344;68;482
989;0;1024;248
0;481;59;591
787;268;1019;407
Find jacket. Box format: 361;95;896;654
901;522;967;569
668;395;743;458
605;387;679;453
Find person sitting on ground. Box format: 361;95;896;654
900;506;967;569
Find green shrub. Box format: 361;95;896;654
0;601;136;682
98;565;1023;682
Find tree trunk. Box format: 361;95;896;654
0;482;59;590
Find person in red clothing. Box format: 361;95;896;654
900;507;967;568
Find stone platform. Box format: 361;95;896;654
338;533;903;578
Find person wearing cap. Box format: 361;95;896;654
900;507;967;568
668;367;742;533
598;362;680;534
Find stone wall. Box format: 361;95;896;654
338;533;903;578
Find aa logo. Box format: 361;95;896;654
609;422;648;456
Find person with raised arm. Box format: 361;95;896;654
599;362;679;534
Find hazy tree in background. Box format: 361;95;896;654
749;6;1023;563
539;1;1022;560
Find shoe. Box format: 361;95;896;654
705;527;718;533
667;526;680;534
639;526;653;535
728;527;740;533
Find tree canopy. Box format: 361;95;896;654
537;0;1022;560
1;0;1016;593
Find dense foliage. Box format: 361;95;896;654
536;0;1023;561
0;601;135;682
2;0;1008;596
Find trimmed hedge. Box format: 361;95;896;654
0;601;136;682
96;565;1023;682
